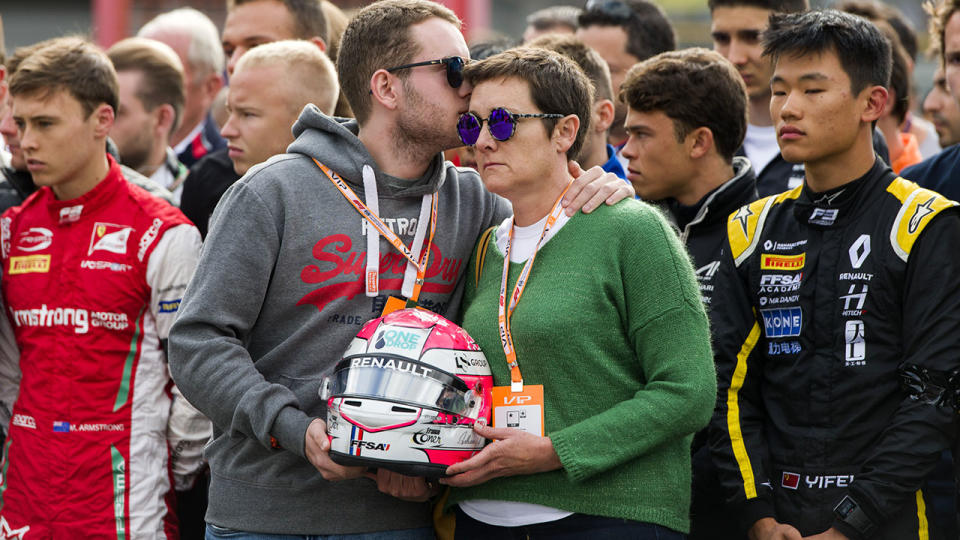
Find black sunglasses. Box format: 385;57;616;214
584;0;634;20
457;108;564;146
385;56;466;88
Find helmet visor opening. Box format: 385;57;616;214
329;355;474;415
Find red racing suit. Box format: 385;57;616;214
0;157;209;539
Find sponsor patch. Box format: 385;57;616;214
157;299;181;314
768;341;801;355
848;235;871;269
412;427;443;447
351;440;390;451
89;223;133;255
80;260;133;273
762;239;808;252
59;205;83;224
9;254;50;274
809;208;839;226
138;218;163;261
782;471;800;490
840;285;867;316
16;227;53;252
760;253;805;270
10;305;129;334
11;414;36;429
844;320;865;366
760;307;802;338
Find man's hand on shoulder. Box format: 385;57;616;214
304;418;366;481
562;161;634;215
749;517;803;540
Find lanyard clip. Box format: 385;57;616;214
511;380;523;393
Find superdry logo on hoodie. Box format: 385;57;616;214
296;233;463;313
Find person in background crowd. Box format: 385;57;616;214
0;16;18;463
528;34;624;177
709;0;809;197
184;40;337;238
618;47;756;539
107;38;188;204
321;0;354;118
0;36;210;538
138;8;226;168
522;5;581;43
709;10;958;539
922;65;960;149
221;39;338;177
444;45;714;540
168;0;632;538
577;0;675;150
180;0;332;239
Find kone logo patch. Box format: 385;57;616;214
760;307;803;338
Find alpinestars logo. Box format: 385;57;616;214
909;197;936;234
732;206;753;238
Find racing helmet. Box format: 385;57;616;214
320;308;493;478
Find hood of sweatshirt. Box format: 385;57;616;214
288;104;446;199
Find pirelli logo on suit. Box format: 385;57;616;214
760;253;805;271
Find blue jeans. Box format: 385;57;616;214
205;524;434;540
454;507;687;540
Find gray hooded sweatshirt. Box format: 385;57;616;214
169;106;510;534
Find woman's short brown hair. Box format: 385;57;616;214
463;47;593;159
620;48;747;162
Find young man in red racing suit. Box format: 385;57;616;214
0;37;209;539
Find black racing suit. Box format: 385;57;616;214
708;157;960;539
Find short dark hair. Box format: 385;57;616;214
578;0;675;61
463;47;593;159
620;48;747;162
708;0;808;12
108;37;185;135
528;34;613;102
526;6;582;33
926;0;960;68
338;0;460;124
762;10;891;95
9;37;118;117
227;0;328;43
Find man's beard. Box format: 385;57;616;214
117;130;154;174
394;78;461;160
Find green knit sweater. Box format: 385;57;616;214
448;200;716;534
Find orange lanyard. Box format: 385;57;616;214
498;182;573;392
314;159;437;302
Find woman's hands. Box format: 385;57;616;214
439;423;562;487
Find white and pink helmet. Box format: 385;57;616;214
320;308;493;478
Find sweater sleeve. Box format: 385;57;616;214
550;206;716;482
168;181;314;459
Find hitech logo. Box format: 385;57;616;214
760;253;805;270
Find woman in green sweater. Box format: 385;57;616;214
439;48;716;538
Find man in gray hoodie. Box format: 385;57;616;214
168;0;633;538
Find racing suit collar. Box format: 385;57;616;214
668;156;758;233
794;157;890;229
45;154;124;226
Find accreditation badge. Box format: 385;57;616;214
491;384;545;436
380;295;417;316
